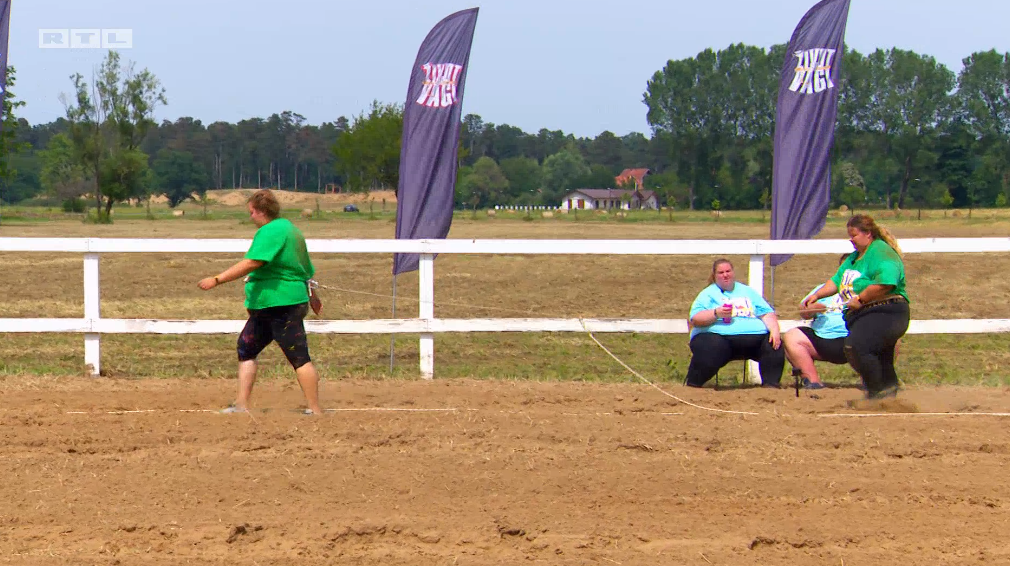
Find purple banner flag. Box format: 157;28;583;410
0;0;10;135
393;8;479;275
770;0;850;267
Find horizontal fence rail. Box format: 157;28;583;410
0;237;1007;380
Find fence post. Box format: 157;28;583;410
419;253;435;379
84;252;101;376
746;254;764;384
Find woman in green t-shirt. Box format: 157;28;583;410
197;189;323;415
801;214;910;399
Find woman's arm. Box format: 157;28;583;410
847;283;896;309
801;280;838;308
198;259;265;290
759;312;781;349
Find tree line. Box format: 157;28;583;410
3;44;1010;216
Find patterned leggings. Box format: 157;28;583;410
237;303;312;369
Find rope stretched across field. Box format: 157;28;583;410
576;318;761;416
312;280;765;416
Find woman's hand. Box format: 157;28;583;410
800;294;820;309
768;330;781;350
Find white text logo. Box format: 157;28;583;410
39;29;133;49
788;48;836;94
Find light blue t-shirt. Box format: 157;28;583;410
689;282;774;339
804;284;848;340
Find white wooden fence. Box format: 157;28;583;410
2;236;1010;380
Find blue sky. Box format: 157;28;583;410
11;0;1010;137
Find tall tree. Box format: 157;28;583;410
0;66;28;204
152;148;208;207
332;100;403;193
60;51;166;219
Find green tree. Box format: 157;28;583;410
0;66;29;204
585;130;625;173
60;51;166;220
540;148;591;205
332;100;402;193
499;156;541;204
153;148;209;207
577;164;618;190
457;156;509;211
40;133;89;202
957;50;1010;204
644;44;779;209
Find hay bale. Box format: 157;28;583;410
172;210;185;217
597;209;608;215
952;209;963;217
838;204;849;212
557;208;569;215
541;211;553;218
486;209;496;217
880;211;896;218
710;210;723;218
300;208;314;218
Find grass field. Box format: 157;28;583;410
0;194;1008;387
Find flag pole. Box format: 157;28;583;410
388;274;397;374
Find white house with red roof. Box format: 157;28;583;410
559;168;659;210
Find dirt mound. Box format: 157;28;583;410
146;189;398;207
208;189;397;207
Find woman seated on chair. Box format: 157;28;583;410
783;255;850;390
685;258;784;388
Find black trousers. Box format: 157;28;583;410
843;301;910;395
685;332;785;387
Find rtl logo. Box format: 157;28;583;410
38;29;133;49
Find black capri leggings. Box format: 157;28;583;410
237;302;312;369
843;301;910;396
685;332;785;387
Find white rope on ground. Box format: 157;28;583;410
65;407;466;415
315;281;764;416
578;318;761;416
820;412;1010;418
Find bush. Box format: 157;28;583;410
62;198;86;213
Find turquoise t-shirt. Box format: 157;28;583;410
803;284;848;339
689;282;774;339
243;218;315;310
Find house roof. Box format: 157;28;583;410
565;188;658;200
567;189;633;199
615;168;650;188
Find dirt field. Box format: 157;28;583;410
3;376;1010;565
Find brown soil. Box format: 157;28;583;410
4;377;1009;565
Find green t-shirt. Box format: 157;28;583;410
830;238;909;303
243;218;315;310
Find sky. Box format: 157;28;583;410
10;0;1010;138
